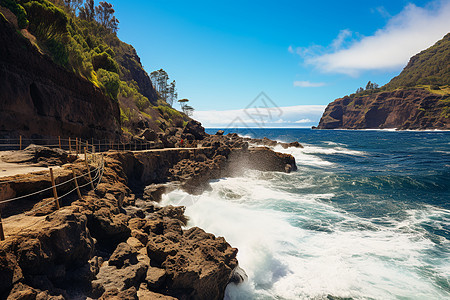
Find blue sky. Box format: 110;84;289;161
113;0;450;127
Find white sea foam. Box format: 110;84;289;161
161;174;450;300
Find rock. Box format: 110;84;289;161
142;184;167;202
6;282;64;300
1;145;76;167
229;266;248;284
93;262;147;292
137;283;177;299
109;243;138;268
288;141;303;148
99;286;138;300
126;237;145;251
215;130;224;135
159;226;239;300
317;89;450;130
90;208;131;246
247;147;297;173
0;250;23;295
7;282;38;300
0;15;120;139
145;266;167;289
140;129;158;141
183;120;206;140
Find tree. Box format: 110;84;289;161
150;69;177;106
166;80;177;107
79;0;95;21
183;105;194;116
94;1;119;33
356;87;364;94
63;0;83;15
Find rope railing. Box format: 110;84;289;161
0;136;108;240
0;135;159;152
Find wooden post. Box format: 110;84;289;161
19;135;22;151
84;147;87;162
76;138;79;155
134;140;137;151
0;210;5;241
69;137;72;153
58;136;61;149
72;168;82;200
49;168;60;210
85;160;95;190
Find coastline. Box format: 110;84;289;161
0;131;299;299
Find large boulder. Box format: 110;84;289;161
183;120;205;140
247;147;297;173
146;226;238;300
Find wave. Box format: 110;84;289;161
161;174;450;300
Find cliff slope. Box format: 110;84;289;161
317;33;450;130
0;13;121;139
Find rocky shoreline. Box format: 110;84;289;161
0;125;299;299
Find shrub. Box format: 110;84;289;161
92;51;119;73
1;0;29;28
22;0;68;40
97;68;120;100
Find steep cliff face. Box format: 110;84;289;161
114;45;158;104
317;33;450;130
0;14;120;139
317;89;449;130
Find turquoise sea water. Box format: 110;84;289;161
162;129;450;299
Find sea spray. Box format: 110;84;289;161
163;129;450;299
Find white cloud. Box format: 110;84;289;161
193;105;326;128
294;119;312;123
288;45;294;53
297;1;450;75
293;81;326;87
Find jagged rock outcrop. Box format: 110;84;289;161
0;14;120;139
114;46;158;104
317;32;450;130
317;89;449;130
0;135;299;299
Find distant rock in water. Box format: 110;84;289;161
317;89;449;130
317;32;450;130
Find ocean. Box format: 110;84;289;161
160;128;450;300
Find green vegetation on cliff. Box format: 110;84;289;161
385;33;450;90
0;0;189;137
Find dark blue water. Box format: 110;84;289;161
164;128;450;299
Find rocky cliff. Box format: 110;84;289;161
0;134;297;299
317;89;450;130
0;13;120;139
317;33;450;130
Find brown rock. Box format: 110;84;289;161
108;243;138;268
93;262;147;292
0;16;120;139
145;266;167;289
137;283;177;300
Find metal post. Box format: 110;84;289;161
85;159;95;190
49;168;60;210
0;210;5;241
72;168;82;200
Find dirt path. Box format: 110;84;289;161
0;151;59;178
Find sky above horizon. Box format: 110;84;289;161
113;0;450;128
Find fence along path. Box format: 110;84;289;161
0;135;211;240
0;136;118;241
